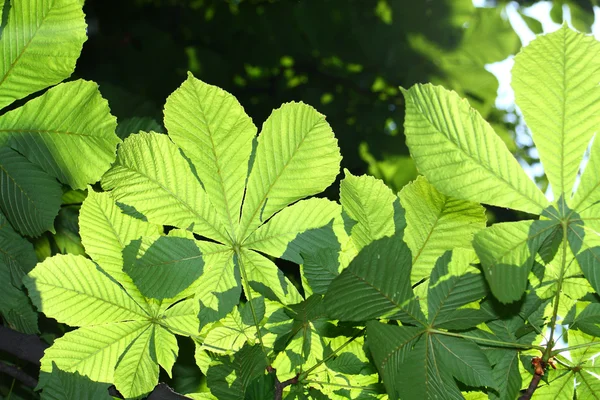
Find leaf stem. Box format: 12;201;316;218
551;340;600;356
427;329;544;351
300;328;366;379
233;247;268;360
543;220;569;361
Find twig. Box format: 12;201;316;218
519;373;542;400
0;325;48;365
0;360;38;388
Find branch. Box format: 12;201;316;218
0;325;48;365
519;373;542;400
0;360;38;388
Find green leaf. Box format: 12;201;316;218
79;189;159;305
239;102;341;238
243;198;343;264
162;298;200;336
402;83;548;214
366;322;455;400
164;74;256;238
124;236;204;300
206;344;268;400
102;131;228;243
0;147;62;236
39;320;149;386
0;0;86;109
339;169;398;251
240;248;303;305
0;80;119;189
114;326;158;399
203;307;255;354
400;175;486;284
0;257;38;333
301;247;340;295
154;326;179;378
427;251;488;330
568;303;600;337
41;364;111;400
192;245;239;326
431;335;493;388
324;235;424;323
473;220;558;303
489;351;521;400
512;25;600;197
24;254;149;326
570;135;600;211
0;213;39;332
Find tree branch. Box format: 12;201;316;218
0;360;38;388
0;325;48;365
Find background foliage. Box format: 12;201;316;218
2;0;600;399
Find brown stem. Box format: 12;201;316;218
519;373;542;400
268;366;299;400
0;361;38;388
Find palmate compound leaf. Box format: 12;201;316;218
512;24;600;198
0;0;86;109
27;192;200;398
402;83;549;215
366;322;493;400
400;175;486;285
103;74;341;309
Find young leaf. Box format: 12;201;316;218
0;80;119;189
402;84;548;214
512;25;600;197
164;74;256;237
0;147;62;236
366;322;456;400
0;0;86;109
400;176;486;284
